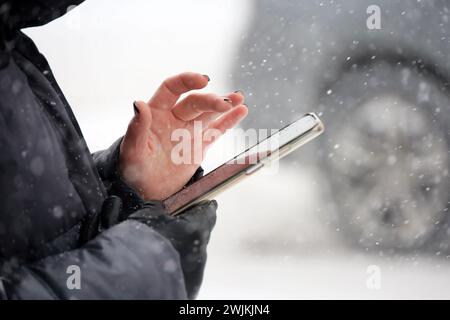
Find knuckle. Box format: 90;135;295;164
180;74;194;90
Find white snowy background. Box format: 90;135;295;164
25;0;450;299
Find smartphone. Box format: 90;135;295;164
163;113;324;215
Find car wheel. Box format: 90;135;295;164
318;60;450;251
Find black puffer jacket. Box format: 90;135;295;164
0;0;195;299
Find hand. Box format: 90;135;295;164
119;72;248;200
127;200;217;299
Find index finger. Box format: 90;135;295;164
148;72;210;109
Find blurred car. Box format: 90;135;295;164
232;0;450;252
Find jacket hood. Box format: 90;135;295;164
1;0;84;30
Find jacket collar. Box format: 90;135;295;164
1;0;85;30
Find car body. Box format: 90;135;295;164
233;0;450;251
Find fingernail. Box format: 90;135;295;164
223;98;232;104
234;90;245;95
133;101;139;115
202;74;211;82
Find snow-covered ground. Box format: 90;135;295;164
199;163;450;299
26;0;450;299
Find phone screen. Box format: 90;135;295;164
233;113;320;165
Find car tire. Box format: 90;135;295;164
317;60;450;251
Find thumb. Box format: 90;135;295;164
123;100;152;149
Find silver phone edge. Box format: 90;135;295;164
170;113;324;216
